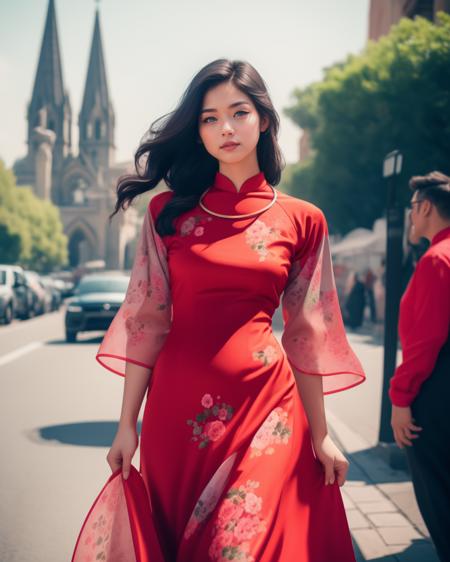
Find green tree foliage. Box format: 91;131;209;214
0;159;68;272
283;13;450;235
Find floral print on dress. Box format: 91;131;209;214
252;344;278;366
74;478;134;562
183;453;237;540
180;214;213;237
250;407;292;458
208;480;267;561
245;219;280;262
187;394;234;449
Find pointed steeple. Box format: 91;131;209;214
80;9;110;115
26;0;72;169
78;7;115;170
30;0;64;109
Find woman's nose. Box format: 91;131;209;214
221;121;234;134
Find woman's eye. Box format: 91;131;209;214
202;111;248;124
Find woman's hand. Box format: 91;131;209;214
391;405;422;449
313;434;350;487
106;424;138;480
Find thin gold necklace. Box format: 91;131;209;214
198;185;278;219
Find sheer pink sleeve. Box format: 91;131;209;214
281;207;366;394
95;200;172;376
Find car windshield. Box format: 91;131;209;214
0;271;6;285
76;277;129;294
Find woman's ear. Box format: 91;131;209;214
260;115;270;134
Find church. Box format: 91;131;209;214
13;0;138;270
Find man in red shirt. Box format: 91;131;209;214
389;171;450;562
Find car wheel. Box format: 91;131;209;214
66;330;77;343
4;303;13;324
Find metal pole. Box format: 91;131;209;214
378;151;405;449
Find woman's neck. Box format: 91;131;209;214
218;162;261;193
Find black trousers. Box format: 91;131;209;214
405;337;450;562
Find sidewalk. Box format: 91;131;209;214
328;323;440;561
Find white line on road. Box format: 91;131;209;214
0;341;44;367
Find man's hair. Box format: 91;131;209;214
409;171;450;220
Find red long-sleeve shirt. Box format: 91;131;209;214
389;225;450;407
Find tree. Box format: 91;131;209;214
0;159;68;271
283;13;450;235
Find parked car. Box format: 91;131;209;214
49;271;75;298
0;265;34;322
64;273;130;342
40;276;63;311
24;270;48;315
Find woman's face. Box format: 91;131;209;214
198;81;268;166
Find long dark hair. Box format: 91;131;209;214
109;58;285;237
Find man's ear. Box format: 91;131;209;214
423;199;433;216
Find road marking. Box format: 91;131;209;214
0;341;44;367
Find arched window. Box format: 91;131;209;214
95;118;102;140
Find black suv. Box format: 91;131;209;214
64;273;130;342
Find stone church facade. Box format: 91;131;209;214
13;0;138;270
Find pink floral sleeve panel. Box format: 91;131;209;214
281;208;366;394
96;200;172;377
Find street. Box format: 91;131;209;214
0;310;130;561
0;308;439;561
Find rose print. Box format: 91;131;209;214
201;393;214;408
205;420;226;441
245;219;280;262
180;214;213;237
187;394;234;449
252;344;278;366
208;480;266;561
250;407;292;458
124;316;146;345
180;216;196;236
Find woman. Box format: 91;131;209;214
71;59;366;562
389;172;450;562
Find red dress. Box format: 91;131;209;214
71;171;366;562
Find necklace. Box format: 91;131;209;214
198;185;278;219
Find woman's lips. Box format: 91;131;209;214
221;143;240;151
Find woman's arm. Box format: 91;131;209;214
107;363;152;479
292;367;327;442
292;366;350;487
118;363;152;429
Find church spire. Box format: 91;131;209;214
78;6;115;170
27;0;72;170
30;0;64;109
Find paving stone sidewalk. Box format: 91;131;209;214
326;328;441;562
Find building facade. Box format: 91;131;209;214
13;0;138;270
368;0;450;41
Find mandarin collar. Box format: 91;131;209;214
431;225;450;246
212;171;271;194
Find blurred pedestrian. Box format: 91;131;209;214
344;272;365;329
363;267;377;323
389;171;450;562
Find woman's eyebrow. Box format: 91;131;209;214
200;101;250;114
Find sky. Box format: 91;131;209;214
0;0;370;170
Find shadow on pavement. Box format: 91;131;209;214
344;446;411;485
352;536;439;562
28;421;142;447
